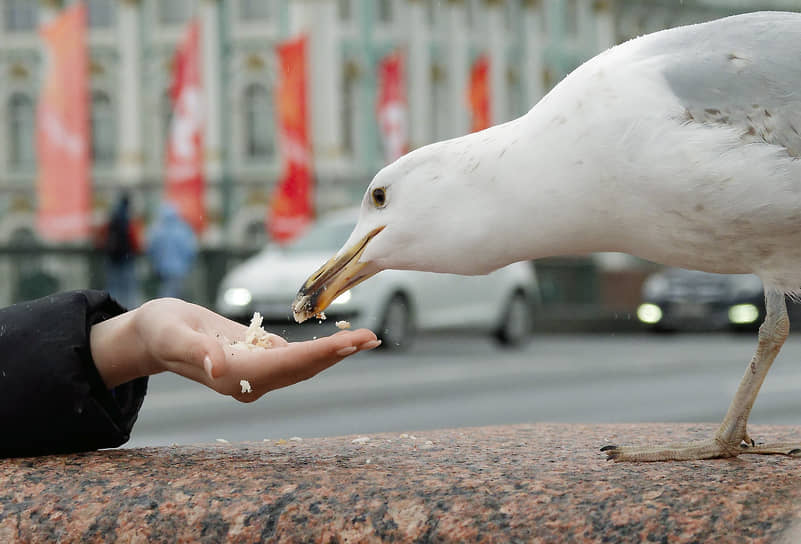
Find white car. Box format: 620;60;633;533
216;208;540;349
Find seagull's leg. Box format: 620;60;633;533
604;289;801;462
715;289;793;454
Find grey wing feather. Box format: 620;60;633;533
635;12;801;157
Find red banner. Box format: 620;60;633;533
36;1;91;241
376;50;408;163
467;54;491;133
268;35;313;244
165;20;205;233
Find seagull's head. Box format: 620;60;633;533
293;138;502;322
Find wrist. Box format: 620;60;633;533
90;306;154;388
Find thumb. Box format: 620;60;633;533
160;327;228;381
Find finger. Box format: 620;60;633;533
333;328;378;344
207;330;377;399
250;330;380;390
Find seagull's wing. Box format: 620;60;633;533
640;12;801;158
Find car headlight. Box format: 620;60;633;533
637;303;663;324
223;287;252;307
331;289;352;305
729;304;759;324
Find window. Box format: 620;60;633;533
504;0;516;30
377;0;392;23
342;63;357;156
87;0;114;28
244;220;268;248
8;93;35;168
161;90;173;157
4;0;35;32
243;83;274;159
565;0;579;37
158;0;193;25
425;0;438;27
240;0;271;20
430;66;448;142
91;91;115;164
465;0;475;28
507;69;524;119
338;0;351;21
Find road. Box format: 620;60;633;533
126;332;801;448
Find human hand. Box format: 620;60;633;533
90;298;380;400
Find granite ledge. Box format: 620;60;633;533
2;423;801;543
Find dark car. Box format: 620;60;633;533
636;268;766;332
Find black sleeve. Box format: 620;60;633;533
0;290;148;457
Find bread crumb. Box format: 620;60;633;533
316;311;326;320
230;312;273;351
240;379;252;394
336;320;351;329
351;436;370;445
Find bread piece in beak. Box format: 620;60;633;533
292;226;384;322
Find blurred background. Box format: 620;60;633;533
3;0;798;316
1;0;799;445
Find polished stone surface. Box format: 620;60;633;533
2;423;800;543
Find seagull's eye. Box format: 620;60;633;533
371;187;387;208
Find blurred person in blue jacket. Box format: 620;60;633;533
147;202;198;299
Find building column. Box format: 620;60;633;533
522;0;546;103
407;0;430;150
201;0;223;184
485;0;507;124
117;0;144;187
291;1;340;166
445;0;469;137
200;0;224;238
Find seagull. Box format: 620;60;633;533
294;11;801;462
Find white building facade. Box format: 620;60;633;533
0;0;621;249
0;0;798;305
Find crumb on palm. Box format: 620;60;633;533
230;312;273;350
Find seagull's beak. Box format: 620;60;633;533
292;226;385;322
